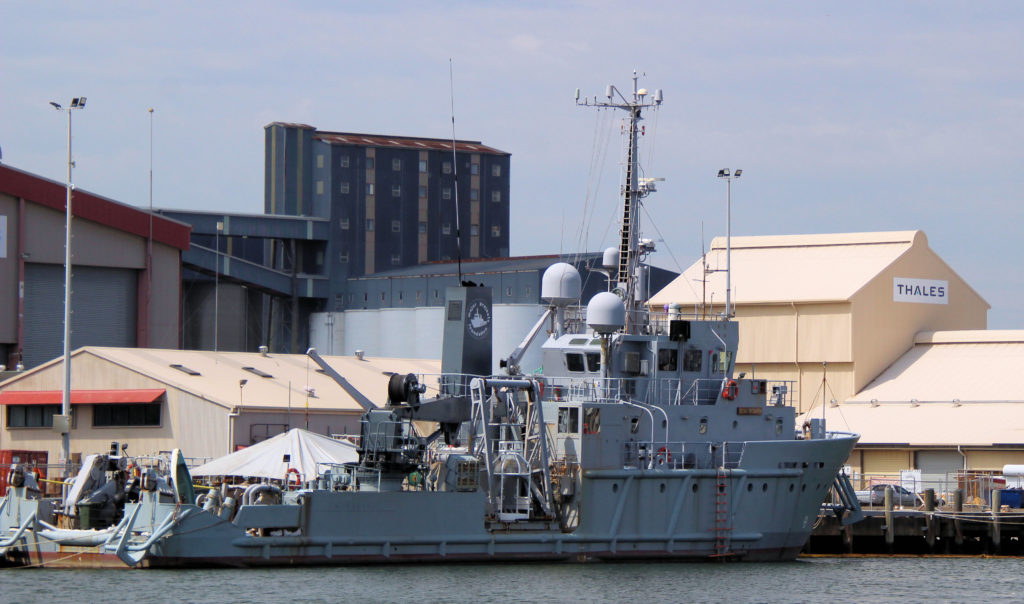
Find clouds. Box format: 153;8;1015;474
1;2;1022;327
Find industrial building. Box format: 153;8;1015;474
0;164;190;369
154;125;513;355
649;230;989;413
0;346;439;464
817;330;1024;482
308;253;678;373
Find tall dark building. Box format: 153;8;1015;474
265;123;511;311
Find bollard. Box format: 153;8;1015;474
884;485;895;549
953;489;964;549
924;488;936;550
992;489;1002;554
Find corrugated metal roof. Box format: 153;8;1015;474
807;330;1024;446
649;230;921;306
815;401;1024;446
0;389;165;405
312;131;509;156
0;347;441;412
351;253;603;280
848;330;1024;403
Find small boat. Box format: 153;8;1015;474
1;73;861;568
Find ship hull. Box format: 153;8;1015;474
2;434;856;569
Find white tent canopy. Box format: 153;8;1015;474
191;428;358;481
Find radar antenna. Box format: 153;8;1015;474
576;71;663;333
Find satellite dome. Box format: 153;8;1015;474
586;292;626;334
541;263;582;305
602;247;619;271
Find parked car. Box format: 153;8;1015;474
855;484;921;507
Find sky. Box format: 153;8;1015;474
2;1;1022;328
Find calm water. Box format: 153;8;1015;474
1;557;1019;603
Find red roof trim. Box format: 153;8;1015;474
0;389;166;405
0;164;190;250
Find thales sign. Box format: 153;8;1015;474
893;277;948;305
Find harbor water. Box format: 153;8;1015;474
1;557;1020;603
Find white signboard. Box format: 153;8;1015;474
893;277;948;305
0;215;7;259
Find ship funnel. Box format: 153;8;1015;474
541;262;582;306
587;292;626;334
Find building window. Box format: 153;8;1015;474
340;218;350;230
381;292;386;301
416;290;423;303
418;185;427;198
366;219;375;231
491;190;501;203
442;161;452;174
506;287;512;296
442;187;451;200
366;183;375;195
93;402;161;427
418;160;427;173
491;225;501;237
442;223;452;235
341;155;350;168
470;163;479;175
316;180;324;195
366;157;375;170
470;189;479;201
340;182;350;194
392;220;401;232
470;224;479;236
434;289;439;300
316;154;324;169
391;254;401;265
418;221;427;233
339;252;349;263
6;404;64;428
392;184;401;197
491;164;501;177
392;158;402;171
525;286;531;296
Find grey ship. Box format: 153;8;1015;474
0;74;861;568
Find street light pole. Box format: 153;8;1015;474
51;97;86;473
717;168;742;319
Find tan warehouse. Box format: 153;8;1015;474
0;347;440;464
649;230;988;413
817;330;1024;485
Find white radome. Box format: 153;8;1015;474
587;292;626;334
541;263;582;305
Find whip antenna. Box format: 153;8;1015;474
449;59;464;284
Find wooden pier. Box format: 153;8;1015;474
806;490;1024;555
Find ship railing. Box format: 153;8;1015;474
622;440;746;470
558;306;730;336
847;470;1016;511
537;376;797;408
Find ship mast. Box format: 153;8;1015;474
577;72;662;333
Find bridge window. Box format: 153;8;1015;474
586;353;601;373
657;348;677;371
565;352;585;373
683;349;702;372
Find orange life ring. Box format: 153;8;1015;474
656;446;672;465
722;379;738;400
286;468;302;487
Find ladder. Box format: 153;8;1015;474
711;468;732;558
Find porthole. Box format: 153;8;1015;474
789;483;795;492
692;483;699;493
762;483;768;492
612;483;619;493
659;483;666;493
747;483;753;492
718;484;725;493
801;484;807;492
732;420;738;429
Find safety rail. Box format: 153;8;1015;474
621;440;746;470
538;376;796;407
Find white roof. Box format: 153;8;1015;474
0;347;442;412
807;330;1024;446
191;428;357;479
649;230;921;306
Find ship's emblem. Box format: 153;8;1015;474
466;300;491;338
